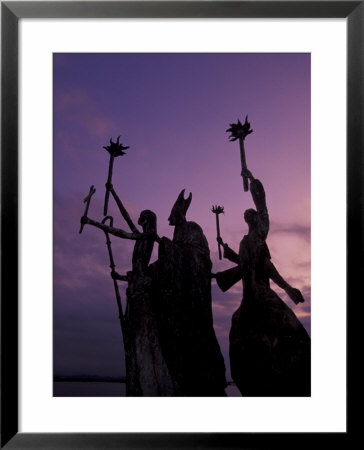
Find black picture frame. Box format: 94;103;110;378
1;1;359;448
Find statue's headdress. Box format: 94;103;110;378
169;189;192;224
175;189;192;215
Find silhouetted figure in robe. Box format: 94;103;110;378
81;186;175;396
214;170;311;396
155;189;227;396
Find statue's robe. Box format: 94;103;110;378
124;271;176;396
229;280;311;397
226;231;311;396
154;221;227;396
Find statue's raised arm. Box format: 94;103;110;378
243;169;269;240
107;183;139;234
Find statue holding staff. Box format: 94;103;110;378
212;118;311;397
81;196;159;280
80;136;159;279
79;137;175;396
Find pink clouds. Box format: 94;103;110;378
54;88;119;140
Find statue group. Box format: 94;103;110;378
80;118;311;397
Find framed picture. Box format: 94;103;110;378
1;1;359;448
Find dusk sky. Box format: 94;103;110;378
53;53;310;386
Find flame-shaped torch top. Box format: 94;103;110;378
103;135;130;157
226;115;253;142
211;205;224;215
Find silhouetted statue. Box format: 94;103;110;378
83;207;157;279
81;185;175;396
214;170;311;396
155;189;227;396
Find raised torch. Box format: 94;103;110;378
211;205;224;260
103;136;129;217
226;115;253;192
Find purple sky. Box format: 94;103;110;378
53;53;310;382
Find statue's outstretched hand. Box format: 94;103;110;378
80;216;90;225
217;236;224;246
111;270;119;280
111;270;128;281
286;286;305;305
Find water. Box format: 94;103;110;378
54;381;126;397
53;382;241;397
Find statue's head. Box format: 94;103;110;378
138;209;157;232
168;189;192;226
244;208;258;228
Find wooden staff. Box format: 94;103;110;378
79;185;96;234
101;216;126;336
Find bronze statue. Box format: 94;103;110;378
155;189;228;396
80;137;177;396
213;168;310;396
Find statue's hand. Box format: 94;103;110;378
217;236;224;246
111;270;119;280
80;216;90;225
154;234;161;244
222;246;231;259
242;169;254;180
105;182;113;191
286;286;305;305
